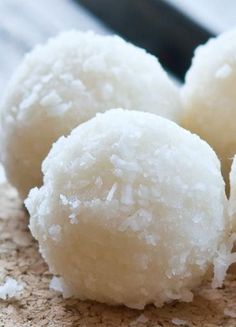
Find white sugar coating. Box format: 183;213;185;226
0;30;181;199
25;109;230;309
181;28;236;191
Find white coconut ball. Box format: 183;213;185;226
0;30;181;199
25;109;230;309
181;28;236;191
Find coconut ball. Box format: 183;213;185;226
0;30;181;199
181;28;236;191
25;109;229;309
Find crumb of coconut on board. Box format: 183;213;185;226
49;276;63;294
49;276;72;299
0;277;24;300
172;318;189;326
129;314;149;326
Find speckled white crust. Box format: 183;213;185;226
25;109;229;309
0;30;181;199
181;28;236;190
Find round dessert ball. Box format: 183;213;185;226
25;109;229;309
181;28;236;191
0;30;181;199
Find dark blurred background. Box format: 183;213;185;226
0;0;235;183
0;0;236;91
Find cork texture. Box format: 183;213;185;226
0;182;236;327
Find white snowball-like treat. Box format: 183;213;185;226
25;109;231;309
181;28;236;190
0;30;181;198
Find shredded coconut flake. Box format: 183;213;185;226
49;276;72;299
60;194;81;209
40;91;71;116
144;234;157;246
0;277;23;300
106;183;117;201
70;199;81;209
79;152;95;168
50;276;64;294
130;314;149;326
20;92;38;110
60;194;69;205
121;184;134;205
0;165;6;184
136;314;149;323
69;213;78;224
215;64;232;79
212;233;236;288
40;90;62;107
172;318;188;326
95;176;103;188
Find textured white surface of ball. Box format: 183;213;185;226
0;30;181;198
181;29;236;190
25;109;228;309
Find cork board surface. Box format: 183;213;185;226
0;182;236;327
